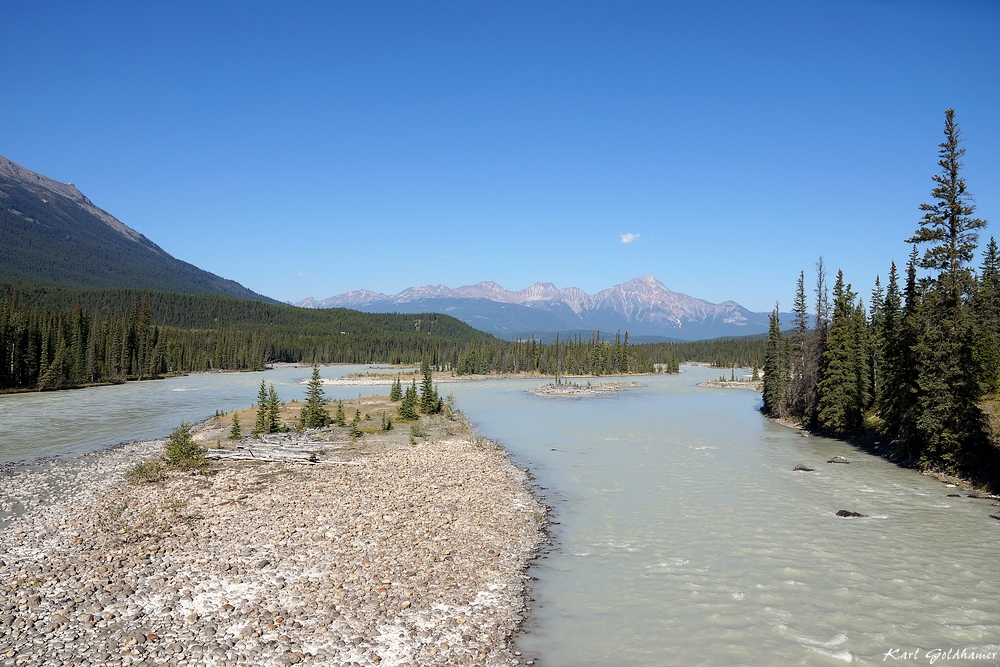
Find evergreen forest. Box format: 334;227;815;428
761;110;1000;484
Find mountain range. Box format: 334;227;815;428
0;154;276;302
296;276;775;341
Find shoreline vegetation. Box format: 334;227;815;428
0;390;546;667
761;110;1000;492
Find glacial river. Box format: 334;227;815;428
2;364;998;665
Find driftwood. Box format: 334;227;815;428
205;446;318;464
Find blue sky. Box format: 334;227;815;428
2;1;998;311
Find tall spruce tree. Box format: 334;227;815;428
869;276;885;403
973;237;1000;393
253;379;269;436
419;358;441;414
788;271;811;417
266;384;282;433
762;304;788;417
877;261;909;443
389;377;403;401
398;380;419;421
816;271;863;434
905;109;988;471
299;363;331;429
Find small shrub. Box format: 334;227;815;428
124;460;164;484
164;422;208;471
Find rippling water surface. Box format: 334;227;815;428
447;367;1000;666
2;364;998;665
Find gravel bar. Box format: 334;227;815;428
0;425;545;666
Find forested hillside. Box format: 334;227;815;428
0;155;275;302
761;110;1000;485
0;285;490;391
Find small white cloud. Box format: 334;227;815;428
620;233;640;244
296;271;306;277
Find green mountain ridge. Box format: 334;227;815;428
0;154;277;302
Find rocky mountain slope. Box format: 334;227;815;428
0;154;276;302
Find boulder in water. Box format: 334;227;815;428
793;464;814;472
836;509;867;518
827;456;850;464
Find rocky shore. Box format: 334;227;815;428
0;405;545;667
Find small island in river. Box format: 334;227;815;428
528;381;643;397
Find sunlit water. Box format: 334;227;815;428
2;364;998;665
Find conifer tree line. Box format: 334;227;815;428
0;288;484;391
453;330;678;376
762;110;998;478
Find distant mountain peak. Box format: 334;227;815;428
295;276;771;341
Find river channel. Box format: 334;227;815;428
1;364;998;665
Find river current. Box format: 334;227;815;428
1;364;998;665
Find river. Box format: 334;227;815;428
2;364;998;665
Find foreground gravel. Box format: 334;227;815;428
0;424;544;666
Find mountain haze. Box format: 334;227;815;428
298;276;774;341
0;155;276;302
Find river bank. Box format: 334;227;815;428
0;403;546;666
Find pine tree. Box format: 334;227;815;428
334;400;346;426
905;110;988;471
762;304;788;417
788;271;811;416
348;409;363;440
266;383;282;433
253;379;268;436
419;358;440;413
228;413;241;440
299;363;331;429
816;271;863;434
973;238;1000;393
398;380;419;420
389;377;403;401
877;261;907;441
869;275;884;402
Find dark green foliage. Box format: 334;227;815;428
455;331;663;376
762;305;788;417
266;384;282;433
973;238;1000;393
398;381;419;421
380;412;393;432
164;422;207;470
389;377;403;401
816;272;864;434
253;380;269;436
906;109;987;294
334;400;346;426
642;337;763;370
299;364;331;429
419;358;442;414
772;110;996;481
348;410;363;440
228;413;241;440
911;287;985;470
0;284;488;391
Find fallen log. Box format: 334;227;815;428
205;447;318;463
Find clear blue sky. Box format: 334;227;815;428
2;1;998;311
